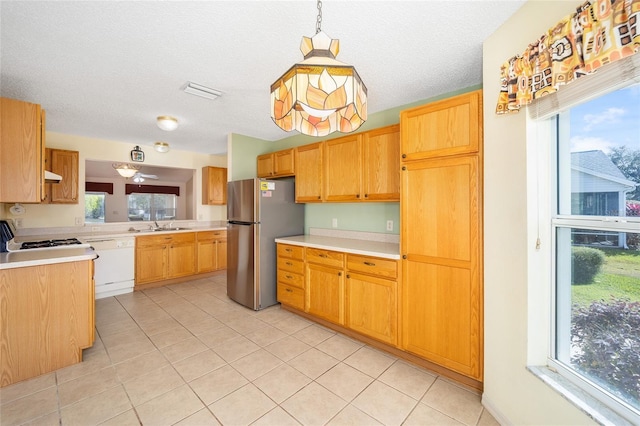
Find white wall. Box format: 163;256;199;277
483;1;594;424
1;132;227;228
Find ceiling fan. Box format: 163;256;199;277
132;172;158;183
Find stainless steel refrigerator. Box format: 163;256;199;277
227;178;304;310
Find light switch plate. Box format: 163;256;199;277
386;220;393;231
332;218;338;228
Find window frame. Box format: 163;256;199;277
545;95;640;423
84;191;106;223
127;192;178;222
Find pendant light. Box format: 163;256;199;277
112;163;139;178
270;0;367;137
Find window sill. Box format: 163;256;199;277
527;366;633;426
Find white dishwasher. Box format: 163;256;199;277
85;236;135;299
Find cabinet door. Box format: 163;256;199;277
400;90;481;161
257;153;274;178
216;239;227;270
197;239;216;273
136;246;167;284
324;134;362;202
295;142;323;202
306;263;344;325
202;166;227;205
362;125;400;201
168;235;196;278
346;272;397;345
0;97;45;203
401;155;482;380
274;148;295;176
49;149;79;203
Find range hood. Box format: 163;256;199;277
45;170;63;183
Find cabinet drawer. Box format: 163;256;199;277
277;283;305;310
136;234;172;247
347;254;397;279
277;244;304;260
278;258;304;275
197;230;226;241
277;269;304;289
306;248;344;268
170;232;196;244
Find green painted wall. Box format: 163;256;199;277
228;84;481;235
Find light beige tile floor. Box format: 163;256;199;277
0;272;499;426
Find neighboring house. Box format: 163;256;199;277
571;150;637;247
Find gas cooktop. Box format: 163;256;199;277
7;237;91;252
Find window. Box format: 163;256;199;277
127;193;177;221
551;84;640;422
84;192;106;223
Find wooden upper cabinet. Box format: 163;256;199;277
0;97;45;203
202;166;227;205
257;153;274;178
400;90;482;161
274;149;295;176
257;148;295;178
362;124;400;201
324;134;362;202
295;142;323;202
45;148;79;204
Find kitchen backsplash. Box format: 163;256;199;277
309;227;399;244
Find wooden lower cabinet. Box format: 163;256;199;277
0;260;95;387
196;230;227;273
346;254;399;346
306;262;345;325
401;154;482;381
168;236;196;278
276;244;305;310
136;232;196;285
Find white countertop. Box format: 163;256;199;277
275;235;400;260
0;247;98;270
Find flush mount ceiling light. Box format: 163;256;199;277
270;0;367;137
156;115;179;131
183;82;222;100
112;163;140;178
154;142;170;153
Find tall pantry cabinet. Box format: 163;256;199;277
400;90;483;382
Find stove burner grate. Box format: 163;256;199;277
21;238;83;249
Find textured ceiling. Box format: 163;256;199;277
0;1;525;156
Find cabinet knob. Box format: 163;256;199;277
286;261;293;266
402;154;407;159
338;272;342;276
364;194;368;198
402;166;406;171
286;288;292;293
347;274;350;279
356;194;360;198
285;248;292;252
285;275;293;279
402;255;407;259
319;254;327;258
317;196;321;199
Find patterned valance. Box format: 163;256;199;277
496;0;640;114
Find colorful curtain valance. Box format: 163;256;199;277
496;0;640;114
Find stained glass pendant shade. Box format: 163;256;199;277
270;6;367;137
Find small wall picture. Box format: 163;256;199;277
131;146;145;162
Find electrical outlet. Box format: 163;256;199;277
386;220;393;231
332;218;338;228
75;217;83;226
14;218;23;228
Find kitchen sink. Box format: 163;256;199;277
132;227;191;233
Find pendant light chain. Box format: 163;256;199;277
315;0;322;34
